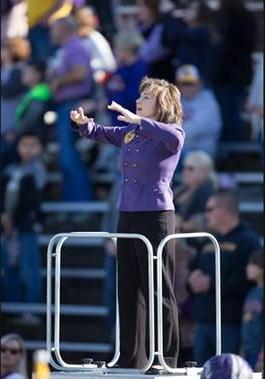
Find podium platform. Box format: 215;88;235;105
50;370;263;379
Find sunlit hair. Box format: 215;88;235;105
184;150;217;186
1;334;28;378
139;76;183;124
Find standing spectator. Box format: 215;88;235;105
176;65;222;158
1;0;28;41
74;6;117;84
15;60;53;140
200;353;253;379
26;0;75;61
241;249;264;370
137;0;175;81
1;37;30;168
1;133;47;318
47;16;93;201
246;53;263;141
187;190;261;366
162;0;214;84
1;334;27;379
173;150;217;234
213;0;257;141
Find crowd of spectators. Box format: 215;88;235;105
1;0;263;373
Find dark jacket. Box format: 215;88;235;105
162;17;214;84
188;223;261;323
213;8;257;86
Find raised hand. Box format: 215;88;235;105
108;101;141;125
70;107;94;125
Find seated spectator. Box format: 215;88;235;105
241;249;264;370
1;333;27;379
15;61;53;141
137;0;175;81
187;190;261;366
173;150;217;233
200;353;253;379
1;37;30;167
1;133;47;321
74;6;117;84
162;0;214;84
47;16;93;201
176;65;222;158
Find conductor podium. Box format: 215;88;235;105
46;231;222;378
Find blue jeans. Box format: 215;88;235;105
55;100;92;201
1;232;42;303
193;323;241;366
28;24;55;61
215;85;246;141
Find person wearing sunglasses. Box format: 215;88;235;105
1;334;27;379
187;190;261;366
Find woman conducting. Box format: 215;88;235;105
70;77;185;372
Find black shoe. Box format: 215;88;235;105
145;365;167;375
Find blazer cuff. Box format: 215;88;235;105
71;120;94;137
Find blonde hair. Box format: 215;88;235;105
1;334;28;378
184;150;217;186
139;76;183;124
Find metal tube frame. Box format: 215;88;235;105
156;232;221;374
46;232;155;373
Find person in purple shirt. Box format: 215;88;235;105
70;77;185;372
47;16;93;201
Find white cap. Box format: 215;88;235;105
176;64;201;83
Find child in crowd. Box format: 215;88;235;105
15;60;52;140
106;29;149;125
241;249;264;370
93;30;149;173
1;133;47;322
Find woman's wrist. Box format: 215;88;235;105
134;115;141;125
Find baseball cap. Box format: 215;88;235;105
176;64;201;84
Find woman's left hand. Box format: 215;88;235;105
108;101;141;125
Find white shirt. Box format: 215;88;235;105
82;30;117;73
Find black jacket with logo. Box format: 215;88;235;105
188;223;261;323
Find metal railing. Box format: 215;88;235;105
47;232;155;373
46;231;221;375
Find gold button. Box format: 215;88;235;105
124;178;129;183
133;179;138;184
132;163;138;168
135;148;141;152
128;148;132;152
124;162;129;166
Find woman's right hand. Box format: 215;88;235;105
70;107;94;125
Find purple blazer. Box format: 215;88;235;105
72;117;185;211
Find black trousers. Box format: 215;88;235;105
117;211;179;368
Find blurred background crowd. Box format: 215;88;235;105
1;0;264;377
